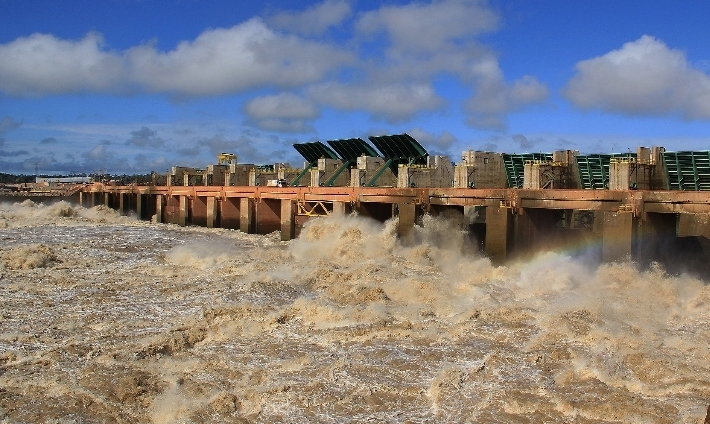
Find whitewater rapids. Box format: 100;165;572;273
0;199;709;423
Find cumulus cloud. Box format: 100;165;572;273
0;1;550;134
408;127;457;151
350;0;546;128
464;57;549;130
563;35;710;120
269;0;351;35
310;82;444;121
126;19;354;96
85;142;111;161
356;0;498;53
0;19;353;97
0;32;125;96
244;93;319;132
127;126;164;148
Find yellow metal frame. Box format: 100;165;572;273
297;200;331;216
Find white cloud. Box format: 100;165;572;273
356;0;498;53
0;1;549;132
0;19;354;97
269;0;352;36
309;82;444;122
563;35;710;120
85;142;111;161
128;19;354;96
352;0;545;129
0;32;125;96
408;127;457;151
465;57;549;130
245;93;319;120
245;93;319;132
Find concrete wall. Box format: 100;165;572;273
205;165;229;186
350;156;396;187
523;163;566;189
227;164;255;186
552;150;580;189
609;161;653;190
170;167;202;186
311;158;349;187
398;156;454;188
454;151;506;188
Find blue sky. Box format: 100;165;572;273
1;0;709;175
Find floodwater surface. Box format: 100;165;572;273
0;200;709;423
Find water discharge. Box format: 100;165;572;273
0;200;708;422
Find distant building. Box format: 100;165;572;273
36;176;91;185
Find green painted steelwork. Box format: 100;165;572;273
324;160;352;186
368;133;428;175
323;138;379;187
663;151;710;191
502;153;551;188
293;142;339;164
290;163;313;187
291;142;340;187
576;153;635;190
327;138;379;161
367;158;394;187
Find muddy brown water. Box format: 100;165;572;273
0;199;709;423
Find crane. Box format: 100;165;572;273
217;153;237;165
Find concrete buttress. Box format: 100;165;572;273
239;198;252;233
602;211;634;262
486;205;511;264
207;196;217;228
281;199;295;241
397;202;416;244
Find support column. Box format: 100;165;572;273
104;193;110;207
280;199;295;241
91;192;97;207
206;196;217;228
136;194;143;220
485;205;511;264
397;202;416;243
155;195;163;223
119;193;125;215
602;211;634;262
79;192;84;207
332;201;347;215
179;195;188;226
239;198;253;233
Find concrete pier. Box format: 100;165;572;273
83;184;710;273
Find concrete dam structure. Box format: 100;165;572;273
80;134;710;274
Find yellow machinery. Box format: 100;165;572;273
217;153;237;165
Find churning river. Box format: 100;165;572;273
0;200;709;423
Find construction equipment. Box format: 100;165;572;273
218;153;237;165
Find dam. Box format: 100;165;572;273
79;133;710;273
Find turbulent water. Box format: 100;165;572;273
0;199;709;423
